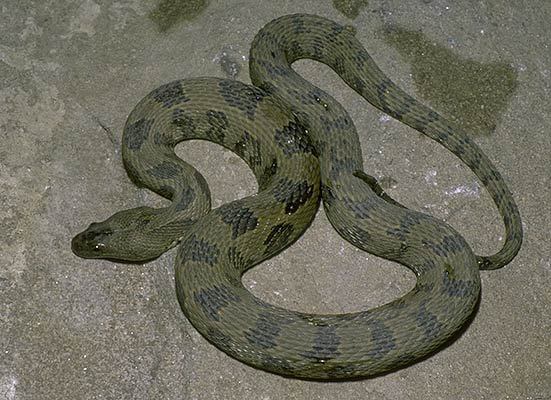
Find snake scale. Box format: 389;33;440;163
72;14;522;379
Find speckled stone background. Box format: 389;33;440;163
1;1;549;399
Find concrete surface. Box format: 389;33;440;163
1;0;550;399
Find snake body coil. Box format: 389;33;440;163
72;14;522;379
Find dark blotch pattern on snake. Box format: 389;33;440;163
71;14;522;379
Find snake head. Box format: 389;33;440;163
71;207;171;262
71;221;114;259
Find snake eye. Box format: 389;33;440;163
93;243;107;252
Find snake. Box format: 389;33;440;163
71;14;522;379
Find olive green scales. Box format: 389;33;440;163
72;14;522;380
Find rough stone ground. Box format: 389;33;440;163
1;1;549;399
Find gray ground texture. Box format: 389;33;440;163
1;0;550;399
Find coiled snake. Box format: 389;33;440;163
72;14;522;379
